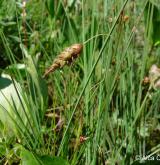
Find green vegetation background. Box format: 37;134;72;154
0;0;160;164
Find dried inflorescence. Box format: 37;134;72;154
142;77;150;86
43;43;83;78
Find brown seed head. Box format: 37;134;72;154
43;43;83;78
71;44;83;56
122;15;129;22
142;77;150;85
80;136;89;143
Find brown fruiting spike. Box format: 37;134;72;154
43;43;83;78
122;15;129;22
142;77;150;86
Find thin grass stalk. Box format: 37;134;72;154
58;0;129;156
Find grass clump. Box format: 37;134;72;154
0;0;160;164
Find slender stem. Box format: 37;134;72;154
58;0;129;156
83;34;108;45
